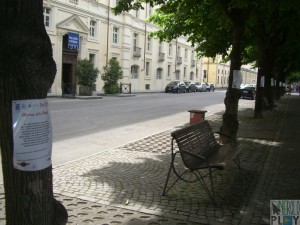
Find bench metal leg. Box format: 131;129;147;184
162;153;175;196
195;168;216;205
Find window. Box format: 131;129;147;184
175;70;180;80
184;67;187;78
90;20;96;37
146;62;150;76
89;54;95;66
168;44;172;56
190;72;194;80
133;33;138;49
113;27;119;44
184;49;188;59
131;65;139;79
148;6;153;16
159;42;162;53
145;84;150;90
43;8;51;28
156;68;162;79
177;46;181;56
147;37;151;51
167;65;171;77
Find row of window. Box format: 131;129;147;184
131;65;198;80
43;8;196;61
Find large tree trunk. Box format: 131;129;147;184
219;7;247;143
0;1;67;224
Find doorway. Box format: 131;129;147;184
61;33;78;97
62;63;75;96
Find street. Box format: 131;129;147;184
49;91;226;142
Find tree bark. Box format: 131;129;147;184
219;4;247;143
0;1;67;224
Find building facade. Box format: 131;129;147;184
202;56;257;88
44;0;256;95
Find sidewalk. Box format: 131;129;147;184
1;95;299;224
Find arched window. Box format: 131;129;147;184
131;65;139;79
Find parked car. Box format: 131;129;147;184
165;81;186;93
195;82;207;92
206;83;215;92
184;82;196;92
241;84;256;90
240;86;256;100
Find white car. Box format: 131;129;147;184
195;82;207;92
206;83;215;92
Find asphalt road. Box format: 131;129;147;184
49;91;226;142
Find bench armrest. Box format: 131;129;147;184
180;149;225;170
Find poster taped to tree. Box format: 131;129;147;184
12;99;52;171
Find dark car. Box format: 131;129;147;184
184;82;196;92
165;81;186;93
240;86;256;100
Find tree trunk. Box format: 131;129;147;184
0;1;67;224
254;42;266;118
219;11;246;143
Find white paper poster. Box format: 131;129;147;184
232;70;243;89
12;99;52;171
261;76;265;87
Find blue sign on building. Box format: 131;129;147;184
68;32;80;50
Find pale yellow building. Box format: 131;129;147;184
44;0;257;95
202;56;257;88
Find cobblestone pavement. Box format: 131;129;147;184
1;96;300;225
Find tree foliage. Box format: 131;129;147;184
101;58;123;94
76;59;99;87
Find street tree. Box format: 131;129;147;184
249;0;300;117
115;0;252;142
0;1;68;224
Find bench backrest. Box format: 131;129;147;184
171;120;220;169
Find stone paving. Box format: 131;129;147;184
1;95;300;225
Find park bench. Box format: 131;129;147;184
162;120;243;205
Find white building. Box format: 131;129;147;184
44;0;204;95
44;0;256;95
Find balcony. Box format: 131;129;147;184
133;47;141;57
191;60;195;67
158;52;165;61
176;56;182;64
